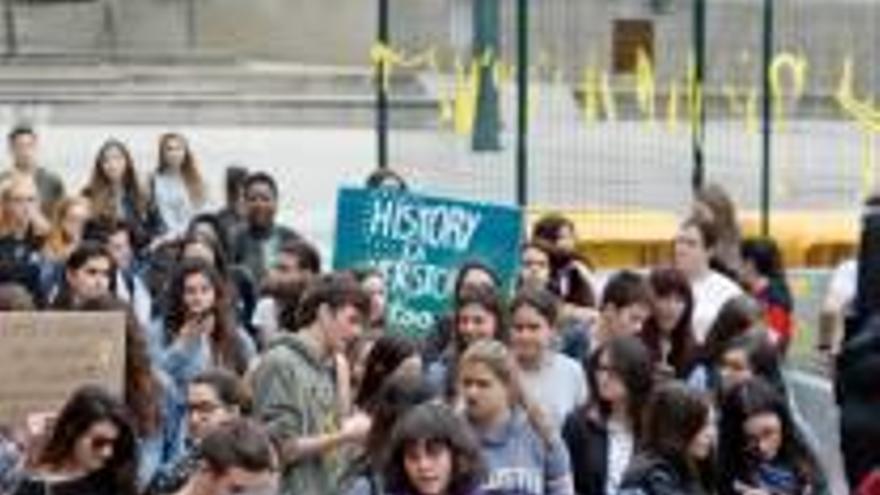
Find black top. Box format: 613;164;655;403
13;471;117;495
618;454;706;495
562;406;609;495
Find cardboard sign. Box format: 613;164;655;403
333;187;522;337
0;312;126;426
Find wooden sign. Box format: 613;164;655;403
0;312;126;426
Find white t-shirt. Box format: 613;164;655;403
251;297;280;344
690;270;743;342
520;352;588;430
605;419;635;495
826;258;857;314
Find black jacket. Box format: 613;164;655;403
562;407;609;495
618;454;706;495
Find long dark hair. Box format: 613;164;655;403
362;374;434;468
701;295;762;364
718;378;822;495
640;382;712;486
354;335;420;411
585;336;654;438
78;295;162;437
51;241;116;310
37;385;138;495
453;283;507;354
641;267;698;377
383;402;485;495
82;139;149;220
164;259;248;375
157;132;205;204
531;213;596;307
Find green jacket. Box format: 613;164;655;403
250;333;340;495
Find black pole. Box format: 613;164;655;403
759;0;774;236
691;0;706;191
3;0;16;58
376;0;390;170
515;0;528;207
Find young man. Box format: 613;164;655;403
250;273;371;495
592;270;653;346
674;215;743;343
150;369;247;495
231;172;301;284
171;418;278;495
251;238;322;344
0;125;64;216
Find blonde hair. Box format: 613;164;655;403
0;174;37;236
44;196;92;261
458;339;554;446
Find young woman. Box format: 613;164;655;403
740;237;794;354
383;402;486;495
42;196;91;262
341;375;435;495
716;331;785;395
617;382;715;495
0;176;48;302
519;240;554;292
640;267;698;379
13;385;138;495
693;183;742;278
424;262;502;365
150;259;256;388
151;133;206;236
426;283;507;400
510;287;588;429
457;339;574;495
718;378;826;495
356;268;388;335
687;295;762;393
49;241;115;310
77;296;185;491
354;335;423;412
562;336;655;495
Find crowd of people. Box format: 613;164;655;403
0;123;855;495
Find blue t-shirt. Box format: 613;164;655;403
473;409;574;495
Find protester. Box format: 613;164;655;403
424;261;503;365
457;339;575;495
342;375;435;495
354;335;422;412
674;215;743;342
42;196;90;262
563;336;655;495
251;238;321;344
382;402;486;495
356;267;388;335
150;259;256;387
519;240;553;292
531;213;597;316
741;237;794;353
510;287;588;429
250;273;371;494
1;125;64;216
78;295;185;490
0;175;47;302
13;385;138;495
591;270;652;350
231;172;300;284
617;382;715;495
49;241;115;309
427;283;507;400
151;133;206;236
82;139;157;249
718;378;826;495
640;267;698;379
148;369;248;494
693;183;742;278
214;166;248;252
169;418;278;495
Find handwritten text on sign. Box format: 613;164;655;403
0;312;126;426
334;188;521;337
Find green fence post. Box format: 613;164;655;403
760;0;774;236
472;0;501;152
3;0;16;57
515;0;528;206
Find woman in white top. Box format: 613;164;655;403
151;133;206;236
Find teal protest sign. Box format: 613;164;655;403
333;187;522;337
